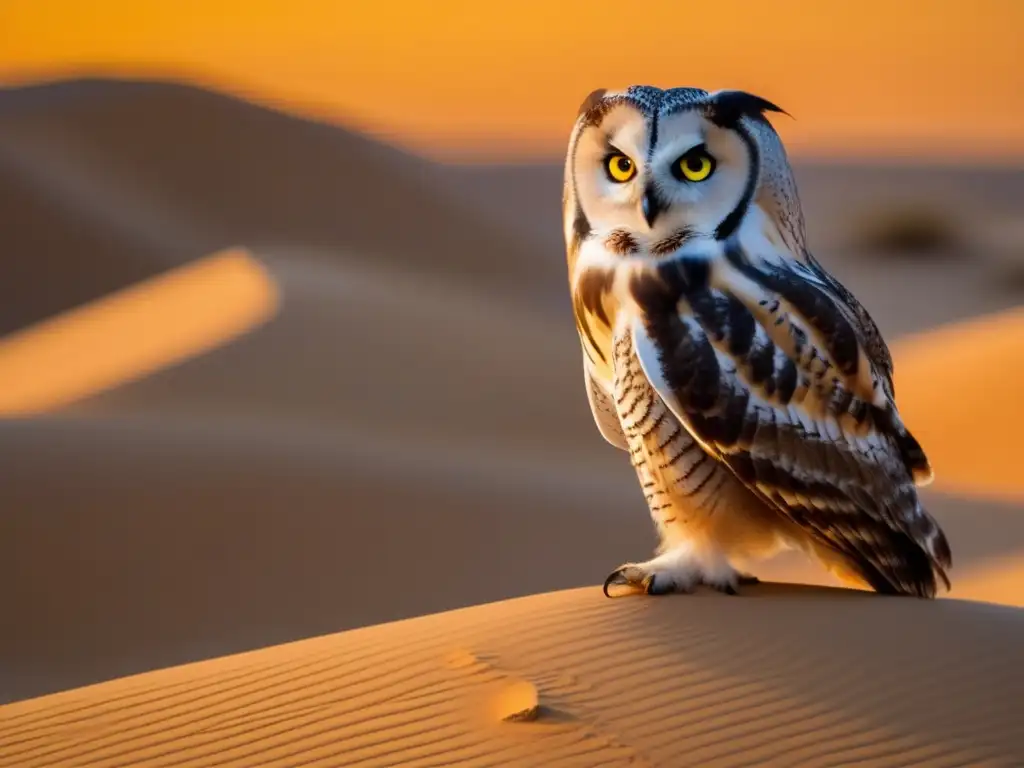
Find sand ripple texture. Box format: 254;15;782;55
3;584;1024;768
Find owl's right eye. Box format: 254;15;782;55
605;153;636;183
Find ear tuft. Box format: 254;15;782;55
576;88;608;118
708;90;790;126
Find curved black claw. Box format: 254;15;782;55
602;566;649;598
715;583;739;596
603;566;699;597
602;567;626;598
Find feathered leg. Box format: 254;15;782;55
603;327;762;597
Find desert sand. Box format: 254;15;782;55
5;586;1024;767
2;79;1023;766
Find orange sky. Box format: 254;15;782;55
1;0;1022;162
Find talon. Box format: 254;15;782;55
602;565;652;597
603;556;743;598
602;569;627;598
602;567;641;598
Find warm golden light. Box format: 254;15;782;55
0;248;279;415
952;555;1024;607
0;0;1021;161
893;306;1024;504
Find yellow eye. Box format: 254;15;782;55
606;153;636;183
675;148;716;182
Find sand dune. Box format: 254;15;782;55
953;556;1024;609
4;586;1024;767
4;248;1024;707
66;250;597;455
0;249;277;415
892;306;1024;503
0;78;562;336
2;76;1024;765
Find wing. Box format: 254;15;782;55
626;240;951;597
582;354;629;451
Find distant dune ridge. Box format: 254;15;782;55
2;77;1024;765
0;249;278;415
0;78;562;336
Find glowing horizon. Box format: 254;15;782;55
0;0;1021;163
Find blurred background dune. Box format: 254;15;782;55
1;0;1022;723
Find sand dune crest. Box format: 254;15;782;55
893;305;1024;503
0;248;277;415
4;585;1024;767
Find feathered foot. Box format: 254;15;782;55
602;547;758;597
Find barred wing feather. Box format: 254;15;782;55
626;239;951;597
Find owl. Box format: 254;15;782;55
563;85;952;598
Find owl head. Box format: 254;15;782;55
563;85;807;266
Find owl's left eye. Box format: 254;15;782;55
672;146;716;182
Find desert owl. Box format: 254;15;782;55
563;85;951;598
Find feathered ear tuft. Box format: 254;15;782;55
576;88;608;118
707;90;791;126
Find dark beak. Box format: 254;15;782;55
641;186;663;228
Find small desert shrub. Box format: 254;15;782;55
848;205;962;257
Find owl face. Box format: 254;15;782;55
574;105;750;243
566;86;788;258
